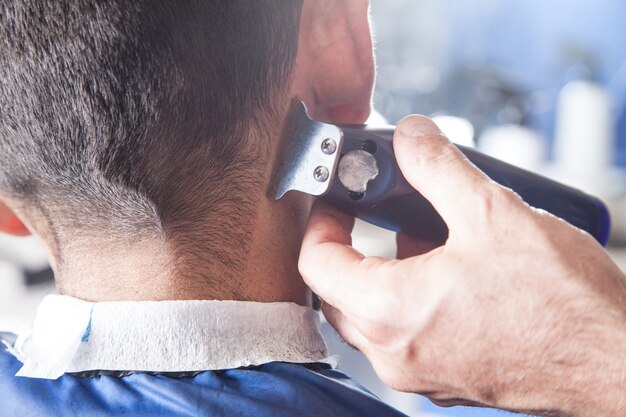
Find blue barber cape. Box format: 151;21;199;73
0;340;408;417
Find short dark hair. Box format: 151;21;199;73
0;1;303;273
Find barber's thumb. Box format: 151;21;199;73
393;115;493;231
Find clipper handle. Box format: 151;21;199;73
321;125;611;246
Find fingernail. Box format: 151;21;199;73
398;115;442;138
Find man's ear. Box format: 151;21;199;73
0;201;31;236
291;0;374;125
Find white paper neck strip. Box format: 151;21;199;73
15;295;332;380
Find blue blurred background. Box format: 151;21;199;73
371;0;626;167
1;1;625;416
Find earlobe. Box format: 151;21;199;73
292;0;375;125
0;201;31;236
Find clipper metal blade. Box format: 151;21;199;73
270;101;343;199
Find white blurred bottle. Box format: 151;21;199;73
479;124;547;173
553;80;615;195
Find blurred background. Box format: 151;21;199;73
1;0;626;416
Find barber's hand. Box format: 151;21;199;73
298;116;626;417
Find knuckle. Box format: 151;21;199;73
496;185;524;207
377;363;426;394
357;256;385;274
528;206;593;249
381;373;411;392
486;184;516;207
358;321;387;343
473;184;523;228
354;302;398;345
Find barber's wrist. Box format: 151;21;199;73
578;330;626;417
559;307;626;417
512;274;626;417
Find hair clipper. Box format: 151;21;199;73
271;101;611;246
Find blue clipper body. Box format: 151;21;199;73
271;102;611;246
321;125;611;246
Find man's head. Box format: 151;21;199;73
0;0;374;299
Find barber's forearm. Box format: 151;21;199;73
574;322;626;417
502;327;625;417
548;300;626;417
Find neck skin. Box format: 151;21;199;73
15;130;314;306
51;193;312;306
48;191;314;306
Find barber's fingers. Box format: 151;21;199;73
321;302;369;352
393;116;496;235
299;201;384;310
